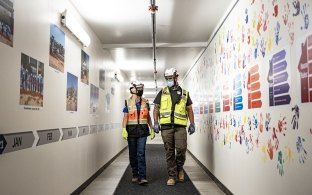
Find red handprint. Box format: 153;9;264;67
278;116;287;136
267;139;274;160
260;113;264;133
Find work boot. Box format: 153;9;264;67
178;170;185;182
138;179;148;185
167;178;176;186
131;177;138;183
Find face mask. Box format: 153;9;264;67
167;80;174;87
137;90;143;97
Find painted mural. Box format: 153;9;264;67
183;0;312;183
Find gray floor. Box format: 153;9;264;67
80;138;225;195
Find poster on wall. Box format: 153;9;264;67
90;84;99;114
49;24;65;73
111;78;115;95
105;93;110;113
233;73;243;110
214;86;221;113
81;50;89;85
247;64;262;109
297;33;312;103
208;95;214;113
66;72;78;112
99;69;105;90
223;80;231;112
20;53;44;108
0;0;14;47
267;48;291;106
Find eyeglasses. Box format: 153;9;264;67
165;77;174;81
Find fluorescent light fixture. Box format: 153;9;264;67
61;9;91;47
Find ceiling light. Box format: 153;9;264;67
61;9;91;47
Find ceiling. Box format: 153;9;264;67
71;0;236;100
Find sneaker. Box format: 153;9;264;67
178;170;184;182
138;179;148;185
167;178;176;186
132;177;139;183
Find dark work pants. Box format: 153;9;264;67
128;136;147;180
161;127;187;179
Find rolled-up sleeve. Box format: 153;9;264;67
123;106;128;113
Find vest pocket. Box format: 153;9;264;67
129;110;136;120
161;99;168;109
140;109;148;119
176;101;186;113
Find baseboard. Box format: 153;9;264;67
71;146;128;195
187;149;233;195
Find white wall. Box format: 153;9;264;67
0;0;128;195
183;0;312;195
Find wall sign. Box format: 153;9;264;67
98;124;104;133
37;129;60;146
248;64;262;109
61;127;77;140
90;125;97;134
0;131;35;154
78;126;89;137
268;49;291;106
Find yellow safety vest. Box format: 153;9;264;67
159;87;188;126
127;97;149;125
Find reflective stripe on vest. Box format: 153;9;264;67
159;87;188;126
127;97;149;125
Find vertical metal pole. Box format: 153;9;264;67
150;0;158;94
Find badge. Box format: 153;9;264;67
177;91;181;95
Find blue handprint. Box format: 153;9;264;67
301;3;309;30
245;8;249;24
275;22;281;45
296;136;308;163
253;114;258;130
292;0;300;16
265;113;271;131
291;105;299;130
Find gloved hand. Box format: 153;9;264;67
154;121;160;134
150;128;155;140
188;124;195;135
122;128;128;140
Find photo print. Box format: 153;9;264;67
20;53;44;107
66;72;78;111
81;50;89;85
111;78;115;95
49;24;65;72
99;69;105;90
90;84;99;114
0;0;14;47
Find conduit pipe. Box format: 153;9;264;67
149;0;158;94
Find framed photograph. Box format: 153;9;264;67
0;0;14;47
20;53;44;107
66;72;78;111
99;69;105;90
49;24;65;72
81;50;89;85
90;84;99;114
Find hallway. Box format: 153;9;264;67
0;0;312;195
80;143;225;195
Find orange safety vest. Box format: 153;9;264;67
126;97;149;125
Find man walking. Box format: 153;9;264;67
153;68;195;186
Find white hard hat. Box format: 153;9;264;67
129;80;144;89
164;67;178;77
